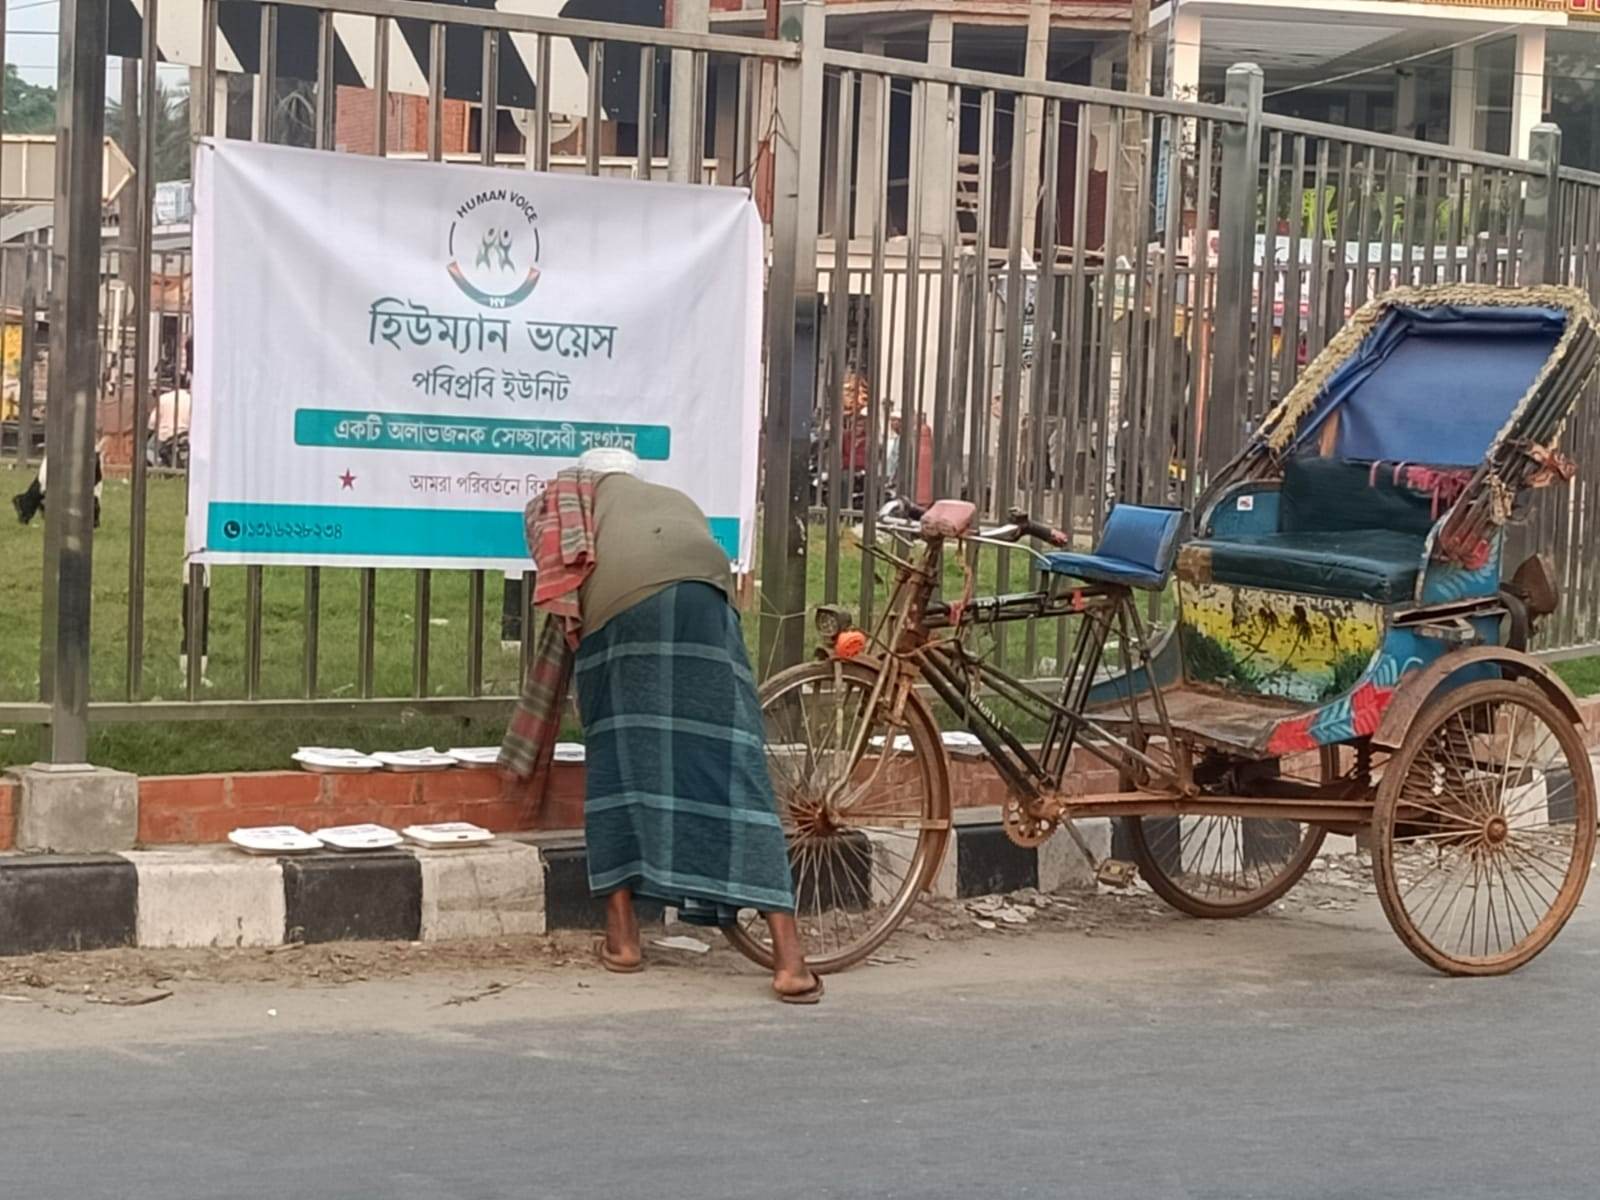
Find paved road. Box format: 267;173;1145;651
3;896;1597;1199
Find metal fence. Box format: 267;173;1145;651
7;0;1600;760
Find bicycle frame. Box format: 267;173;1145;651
849;525;1189;820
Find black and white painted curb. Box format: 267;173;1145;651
0;814;1111;957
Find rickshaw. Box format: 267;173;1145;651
735;284;1600;977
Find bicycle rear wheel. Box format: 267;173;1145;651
724;659;952;974
1127;747;1335;918
1372;679;1596;976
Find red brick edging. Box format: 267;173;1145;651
2;696;1596;851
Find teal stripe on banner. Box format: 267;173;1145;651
294;409;671;461
207;503;740;561
706;517;738;560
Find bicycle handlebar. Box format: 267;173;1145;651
875;499;1068;549
1006;508;1071;549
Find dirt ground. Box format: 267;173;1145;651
0;854;1380;1014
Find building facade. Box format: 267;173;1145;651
1154;0;1600;166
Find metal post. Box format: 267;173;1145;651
44;0;109;763
668;0;710;183
0;3;7;212
126;0;158;699
757;0;823;676
1508;123;1564;580
1523;124;1563;287
18;238;39;467
1206;63;1262;475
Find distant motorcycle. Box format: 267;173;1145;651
150;432;189;470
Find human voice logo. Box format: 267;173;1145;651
447;187;542;310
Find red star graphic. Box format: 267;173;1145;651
339;469;356;490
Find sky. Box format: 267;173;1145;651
6;0;63;85
6;0;194;98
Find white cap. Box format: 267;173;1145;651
578;447;642;477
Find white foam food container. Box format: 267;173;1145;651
445;746;502;766
942;731;984;749
313;824;404;852
293;747;384;773
553;743;586;763
373;749;457;772
402;822;495;847
229;826;324;855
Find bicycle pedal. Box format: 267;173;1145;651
1095;859;1138;889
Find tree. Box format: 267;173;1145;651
106;81;193;183
3;64;57;134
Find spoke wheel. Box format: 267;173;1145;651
1126;747;1335;918
1372;679;1596;976
724;659;952;974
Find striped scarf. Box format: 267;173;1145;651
498;469;599;781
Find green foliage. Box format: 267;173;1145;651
1272;181;1511;248
3;64;56;135
106;82;193;184
1301;186;1337;240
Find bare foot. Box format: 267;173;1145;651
598;935;643;972
601;889;643;970
772;966;822;1000
764;912;820;1000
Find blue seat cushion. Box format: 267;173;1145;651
1280;456;1440;537
1182;529;1426;603
1044;504;1183;590
1043;550;1170;589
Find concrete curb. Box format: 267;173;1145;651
0;815;1110;956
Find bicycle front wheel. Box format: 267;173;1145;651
725;659;953;974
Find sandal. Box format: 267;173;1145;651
594;937;644;974
776;975;825;1005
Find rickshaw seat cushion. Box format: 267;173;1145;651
1189;528;1425;603
1043;504;1183;590
1279;456;1439;537
919;499;977;539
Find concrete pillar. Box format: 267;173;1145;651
853;38;886;239
1020;0;1051;251
1450;44;1477;151
1089;42;1117;173
667;0;710;183
1169;7;1201;105
1511;27;1546;157
922;14;955;242
11;766;138;853
1395;68;1418;140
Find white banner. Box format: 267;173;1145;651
189;140;763;572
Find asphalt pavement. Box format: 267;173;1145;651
3;893;1596;1199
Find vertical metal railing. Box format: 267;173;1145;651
15;22;1600;740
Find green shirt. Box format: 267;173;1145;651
578;475;733;636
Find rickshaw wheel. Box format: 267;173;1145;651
1372;679;1596;976
724;659;953;975
1126;747;1335;918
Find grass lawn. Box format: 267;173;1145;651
1;461;1595;774
1552;654;1600;698
1;464;538;772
